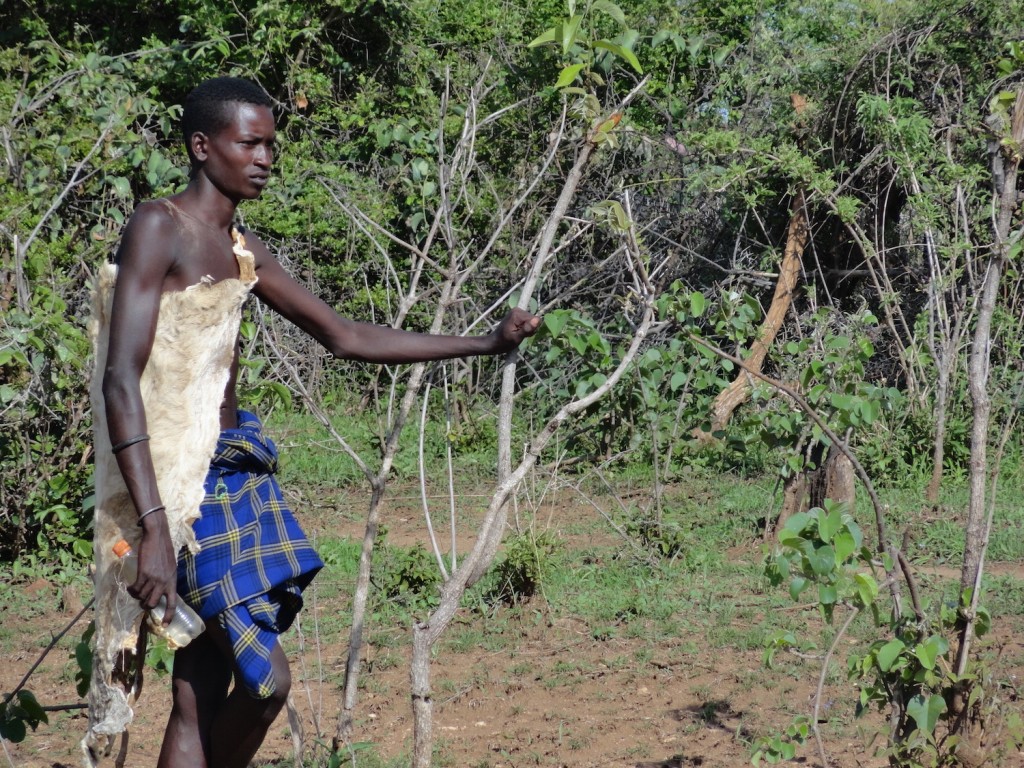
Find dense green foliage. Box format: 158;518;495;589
2;0;1022;566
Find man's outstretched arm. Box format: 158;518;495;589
251;239;540;361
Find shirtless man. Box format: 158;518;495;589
101;76;538;768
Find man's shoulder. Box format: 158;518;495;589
115;198;186;273
123;197;180;238
129;197;175;223
234;223;272;264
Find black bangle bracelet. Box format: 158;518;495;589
111;433;150;454
137;505;166;526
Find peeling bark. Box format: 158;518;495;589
704;192;809;436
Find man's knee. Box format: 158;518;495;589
242;647;290;718
264;649;291;708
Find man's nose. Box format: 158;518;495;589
255;146;273;167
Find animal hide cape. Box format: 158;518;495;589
82;236;256;765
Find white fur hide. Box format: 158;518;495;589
82;262;255;765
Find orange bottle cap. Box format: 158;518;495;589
112;539;132;557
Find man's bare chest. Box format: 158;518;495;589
162;220;243;293
148;197;248;291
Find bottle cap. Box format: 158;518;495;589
112;539;132;557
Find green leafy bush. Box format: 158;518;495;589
487;529;563;605
375;540;442;613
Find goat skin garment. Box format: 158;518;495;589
83;214;256;765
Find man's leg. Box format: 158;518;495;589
207;620;292;768
156;631;232;768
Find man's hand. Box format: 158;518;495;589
131;510;178;625
490;308;541;353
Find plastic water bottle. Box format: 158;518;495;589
112;539;205;649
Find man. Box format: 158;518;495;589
87;76;538;768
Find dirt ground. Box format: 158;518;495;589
3;489;1023;768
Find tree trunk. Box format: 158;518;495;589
706;191;808;435
955;88;1023;675
925;364;950;506
810;446;856;512
334;483;385;748
773;471;808;539
410;623;435;768
771;442;855;539
405;297;655;766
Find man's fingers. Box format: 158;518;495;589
130;581;151;608
511;313;540;332
162;592;177;625
129;575;147;600
130;576;176;616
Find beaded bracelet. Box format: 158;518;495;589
111;433;150;454
137;505;166;527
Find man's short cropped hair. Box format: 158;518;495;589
181;77;273;162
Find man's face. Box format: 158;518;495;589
194;102;276;201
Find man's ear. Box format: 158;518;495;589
190;131;210;163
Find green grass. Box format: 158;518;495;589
983;574;1024;617
267;402;516;493
872;461;1024;565
255;740;416;768
296;475;812;665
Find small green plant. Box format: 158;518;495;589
527;0;643;94
74;621;95;697
2;612;95;745
487;529;562;605
237;317;294;415
623;509;689;560
765;502;879;623
146;634;177;676
747;308;904;487
762;504;1007;767
323;739;394;768
374;541;442;612
0;689;47;743
751;715;810;765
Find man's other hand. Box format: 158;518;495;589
491;308;541;353
132;510;179;625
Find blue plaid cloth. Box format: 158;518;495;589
178;410;323;698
